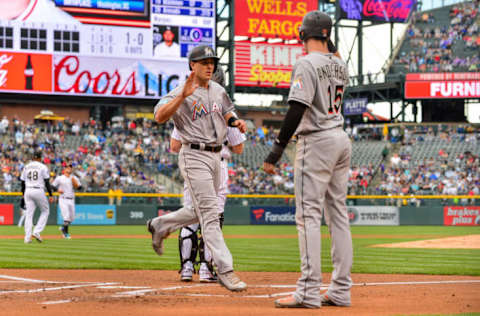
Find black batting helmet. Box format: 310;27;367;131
211;66;225;86
188;45;219;71
299;11;332;42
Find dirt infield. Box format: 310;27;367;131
373;234;480;249
1;269;479;316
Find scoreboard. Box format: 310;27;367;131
0;0;215;98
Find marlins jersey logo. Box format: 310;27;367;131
192;100;208;120
292;76;303;90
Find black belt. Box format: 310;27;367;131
61;197;74;200
221;157;224;161
27;186;41;189
190;144;222;153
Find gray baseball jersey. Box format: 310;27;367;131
288;52;353;308
288;52;348;134
20;161;51;243
154;80;234;145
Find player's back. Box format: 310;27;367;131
21;161;49;189
293;52;349;135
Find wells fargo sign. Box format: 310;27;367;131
405;72;480;99
234;0;318;39
234;42;304;88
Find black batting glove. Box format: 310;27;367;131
264;140;285;165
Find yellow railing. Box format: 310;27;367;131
0;192;479;199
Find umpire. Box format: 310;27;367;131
147;45;248;292
264;11;353;308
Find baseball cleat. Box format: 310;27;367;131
180;262;194;282
32;233;43;243
274;295;316;308
199;264;217;283
217;271;247;292
147;219;170;256
320;294;350;307
24;239;32;244
59;227;67;238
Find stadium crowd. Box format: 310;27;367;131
376;125;480;205
1;116;479;201
396;0;480;73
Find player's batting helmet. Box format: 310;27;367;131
188;45;219;71
299;11;332;42
211;66;225;86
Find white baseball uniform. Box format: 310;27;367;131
20;160;51;243
52;174;79;223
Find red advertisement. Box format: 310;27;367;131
234;0;318;39
234;42;304;88
0;52;52;93
444;206;480;226
0;204;14;225
405;80;480;99
405;72;480;99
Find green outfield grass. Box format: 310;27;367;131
0;225;479;275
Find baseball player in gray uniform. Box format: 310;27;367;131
147;45;248;292
172;125;245;282
264;11;353;309
20;151;54;243
52;163;81;239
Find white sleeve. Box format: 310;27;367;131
52;176;60;187
171;127;181;140
20;168;26;181
227;127;246;146
43;165;50;180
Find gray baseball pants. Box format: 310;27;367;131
293;128;353;308
151;146;233;274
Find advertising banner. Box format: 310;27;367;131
250;206;295;225
234;42;303;88
344;98;368;116
54;55;189;98
405;72;480;99
0;204;14;225
234;0;318;39
116;205;181;224
0;52;52;93
338;0;416;23
444;206;480;226
348;206;399;225
58;204;116;225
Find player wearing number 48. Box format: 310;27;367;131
0;0;80;23
20;151;54;244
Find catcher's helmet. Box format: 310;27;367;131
188;45;219;71
211;66;225;86
299;11;332;42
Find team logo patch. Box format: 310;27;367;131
292;77;303;89
192;100;208;120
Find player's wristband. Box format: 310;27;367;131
228;116;239;127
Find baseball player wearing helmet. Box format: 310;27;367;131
20;151;54;243
148;45;248;292
172;125;245;282
52;163;81;239
264;10;352;308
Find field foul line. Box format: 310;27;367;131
0;274;111;284
0;282;118;294
353;280;480;286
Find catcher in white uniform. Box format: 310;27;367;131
52;163;81;239
20;151;54;243
171;125;245;282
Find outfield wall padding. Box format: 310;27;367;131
398;206;444;225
